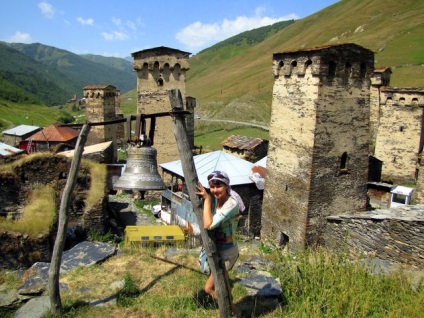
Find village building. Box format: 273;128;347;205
370;68;424;185
2;124;41;148
22;123;79;152
261;43;373;250
0;142;25;163
131;46;194;164
83;84;122;163
222;134;268;162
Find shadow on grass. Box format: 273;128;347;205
193;289;283;317
236;295;282;317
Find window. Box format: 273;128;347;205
339;152;350;175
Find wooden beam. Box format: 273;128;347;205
168;89;232;317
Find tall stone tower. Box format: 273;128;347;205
83;84;119;161
131;46;191;164
261;44;374;250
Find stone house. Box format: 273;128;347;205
2;124;41;148
222;134;268;162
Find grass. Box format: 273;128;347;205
6;244;420;318
0;184;56;237
83;160;107;212
269;247;424;318
0;154;107;238
0;99;85;132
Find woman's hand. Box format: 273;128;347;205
196;182;209;199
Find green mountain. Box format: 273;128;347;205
9;43;136;95
186;0;424;124
80;54;134;74
0;42;136;106
0;42;75;105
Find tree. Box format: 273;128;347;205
48;123;90;314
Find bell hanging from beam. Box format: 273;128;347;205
113;115;166;191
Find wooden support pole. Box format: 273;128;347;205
48;123;91;314
168;89;232;317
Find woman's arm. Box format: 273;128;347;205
196;182;213;229
207;198;238;230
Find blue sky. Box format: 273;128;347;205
0;0;338;58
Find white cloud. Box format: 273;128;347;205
126;20;137;32
38;1;55;19
77;17;94;26
101;31;129;41
7;31;32;43
112;17;121;26
176;10;299;51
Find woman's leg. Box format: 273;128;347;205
204;274;217;299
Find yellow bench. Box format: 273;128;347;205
124;225;186;248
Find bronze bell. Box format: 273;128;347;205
113;144;166;191
113;115;166;191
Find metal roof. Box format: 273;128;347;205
390;186;414;196
28;124;79;142
59;141;113;157
160;150;254;187
0;142;24;157
2;125;40;136
254;156;267;167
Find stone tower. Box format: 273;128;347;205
83;84;119;161
372;79;424;185
131;46;191;164
261;44;374;250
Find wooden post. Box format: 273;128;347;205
169;89;232;317
48;123;91;314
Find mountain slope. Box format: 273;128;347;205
9;43;136;94
186;0;424;124
0;42;75;105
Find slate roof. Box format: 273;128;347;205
2;125;40;136
160;150;254;187
222;134;264;151
0;142;24;157
28;124;79;142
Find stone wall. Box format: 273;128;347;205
0;153;110;269
0;230;52;270
325;205;424;269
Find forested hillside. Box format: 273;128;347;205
0;42;136;107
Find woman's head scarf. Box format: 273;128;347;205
207;170;246;213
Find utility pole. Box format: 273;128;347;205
169;89;232;317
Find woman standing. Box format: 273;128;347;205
196;170;245;315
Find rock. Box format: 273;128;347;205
18;241;116;296
14;296;50;318
0;285;20;309
238;274;282;297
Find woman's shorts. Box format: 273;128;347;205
219;244;239;270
